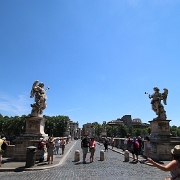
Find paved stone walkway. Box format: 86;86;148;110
0;140;170;180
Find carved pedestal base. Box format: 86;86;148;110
13;116;48;161
25;116;48;136
148;119;179;161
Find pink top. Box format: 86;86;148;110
89;140;96;149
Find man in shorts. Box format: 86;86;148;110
81;135;89;164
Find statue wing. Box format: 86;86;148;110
30;80;39;98
162;88;168;105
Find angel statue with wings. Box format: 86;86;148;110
30;80;50;116
147;87;168;120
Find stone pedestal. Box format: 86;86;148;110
25;116;48;136
149;119;179;161
13;116;48;161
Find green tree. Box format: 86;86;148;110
94;123;102;137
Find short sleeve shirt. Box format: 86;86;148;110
82;138;89;148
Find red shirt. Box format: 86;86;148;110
89;140;96;149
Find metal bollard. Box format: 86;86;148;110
100;150;105;161
124;150;129;162
74;150;80;162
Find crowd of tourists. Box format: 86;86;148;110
81;135;180;179
38;136;66;164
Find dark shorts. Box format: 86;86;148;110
132;148;139;155
90;148;95;153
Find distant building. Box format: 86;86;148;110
132;118;149;128
69;121;80;139
82;123;96;137
107;115;149;128
121;115;132;126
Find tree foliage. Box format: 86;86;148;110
0;114;70;138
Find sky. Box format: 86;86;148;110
0;0;180;128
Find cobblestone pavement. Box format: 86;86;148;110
0;140;170;180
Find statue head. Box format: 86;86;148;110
153;87;159;92
39;82;44;88
163;88;168;93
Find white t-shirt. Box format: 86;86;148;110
55;139;60;146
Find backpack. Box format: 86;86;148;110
134;141;139;148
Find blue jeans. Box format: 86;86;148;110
56;146;60;154
40;149;44;159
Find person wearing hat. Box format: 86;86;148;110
47;137;55;164
147;145;180;180
0;137;8;167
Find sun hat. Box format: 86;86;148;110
171;145;180;156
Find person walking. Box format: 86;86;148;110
111;137;114;149
137;136;143;155
60;137;66;155
0;137;8;167
124;136;128;151
104;137;109;152
55;137;60;155
146;145;180;180
131;137;139;162
144;136;151;159
89;137;96;163
47;137;55;164
81;135;89;164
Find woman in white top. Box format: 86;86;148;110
55;137;60;155
144;136;151;158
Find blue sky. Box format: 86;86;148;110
0;0;180;128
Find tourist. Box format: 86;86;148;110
144;136;151;158
137;136;143;155
47;137;55;164
146;145;180;180
89;137;96;163
131;137;139;162
81;135;89;164
55;137;60;155
127;137;132;152
0;137;8;167
111;137;114;149
124;136;127;151
104;137;109;152
60;137;66;155
38;137;46;162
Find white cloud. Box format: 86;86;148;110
0;92;31;116
65;108;81;112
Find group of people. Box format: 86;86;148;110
123;136;151;162
38;136;66;164
81;135;96;164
